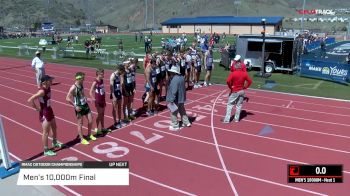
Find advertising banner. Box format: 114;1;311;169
301;59;350;84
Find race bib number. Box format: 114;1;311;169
116;84;121;90
156;68;160;74
152;77;156;83
100;87;105;95
127;77;133;84
47;99;51;107
208;57;213;63
181;61;185;67
161;66;166;71
80;97;87;105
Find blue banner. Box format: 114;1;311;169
300;59;350;84
305;37;335;51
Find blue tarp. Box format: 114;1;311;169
300;59;350;84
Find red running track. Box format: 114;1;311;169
0;57;349;196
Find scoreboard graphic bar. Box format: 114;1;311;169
288;164;343;183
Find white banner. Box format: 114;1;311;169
17;168;129;185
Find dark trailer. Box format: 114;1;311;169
236;34;297;73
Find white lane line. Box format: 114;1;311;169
210;90;239;195
286;101;293;108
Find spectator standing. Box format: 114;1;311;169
140;32;143;43
320;37;327;58
75;35;79;44
118;39;124;52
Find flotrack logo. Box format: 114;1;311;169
297;9;336;15
329;66;348;77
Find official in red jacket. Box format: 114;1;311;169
222;62;252;123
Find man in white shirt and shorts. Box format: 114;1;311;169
31;51;45;89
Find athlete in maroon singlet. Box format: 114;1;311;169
90;68;110;134
28;75;63;156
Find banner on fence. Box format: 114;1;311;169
300;59;350;84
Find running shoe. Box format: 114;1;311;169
122;118;130;125
102;128;112;133
128;115;136;121
52;141;64;148
44;150;56;156
146;110;154;116
81;138;90;145
130;110;137;116
169;125;180;131
220;118;230;124
94;128;103;135
89;134;97;141
182;122;192;127
115;121;122;128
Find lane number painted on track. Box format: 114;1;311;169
186;111;206;121
93;142;129;158
192;105;218;113
130;131;164;144
154;120;172;129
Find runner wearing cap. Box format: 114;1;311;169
110;65;125;128
31;51;45;89
28;75;63;156
66;72;96;145
166;65;191;131
89;68;110;135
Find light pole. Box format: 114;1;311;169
145;0;148;29
47;0;50;22
261;18;266;75
152;0;155;29
301;0;306;32
234;1;241;16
